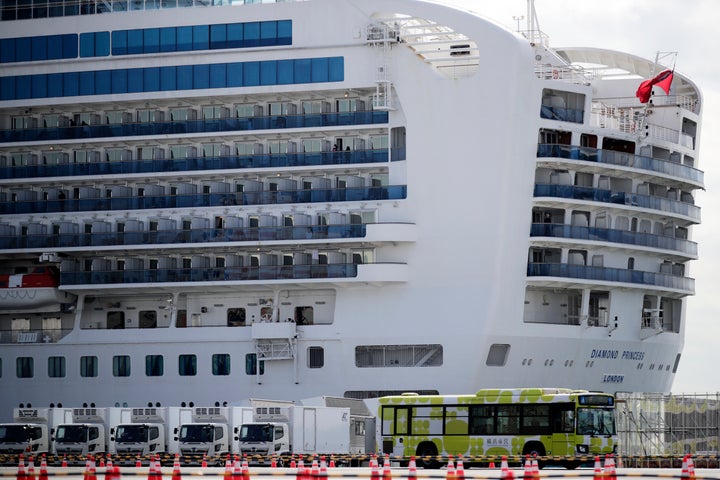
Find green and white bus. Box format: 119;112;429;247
379;387;616;469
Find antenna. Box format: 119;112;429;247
526;0;541;44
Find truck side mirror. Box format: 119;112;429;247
174;427;178;434
110;428;115;435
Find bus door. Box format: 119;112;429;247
550;403;575;456
381;406;411;457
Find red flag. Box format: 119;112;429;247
636;69;674;103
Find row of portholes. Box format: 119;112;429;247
517;359;672;371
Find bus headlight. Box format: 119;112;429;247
576;445;589;454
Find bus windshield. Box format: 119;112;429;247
577;408;615;435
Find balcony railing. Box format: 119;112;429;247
527;262;694;293
61;263;361;285
0;111;389;144
0;224;369;250
0;148;402;180
0;185;407;215
530;223;698;257
537;144;704;185
534;184;701;221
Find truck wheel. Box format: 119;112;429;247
416;442;441;469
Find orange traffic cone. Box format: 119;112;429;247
456;456;465;480
593;456;602;480
489;459;496;469
135;456;142;469
328;457;335;469
446;455;455;480
290;455;296;469
16;454;27;480
171;454;182;480
201;454;207;469
27;456;35;480
382;454;392;480
241;456;250;480
531;457;539;480
61;455;68;469
523;456;532;480
688;455;696;480
39;455;49;480
681;455;690;479
370;455;380;480
603;455;616;480
407;456;417;480
501;456;512;480
319;456;327;477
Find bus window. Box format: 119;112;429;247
552;404;575;433
469;405;494;434
496;405;521;435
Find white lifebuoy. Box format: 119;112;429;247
552;69;559;79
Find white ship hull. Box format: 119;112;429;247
0;0;702;420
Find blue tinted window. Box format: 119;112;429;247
47;73;63;97
160;66;176;91
112;30;127;55
47;35;63;59
177;65;192;90
62;34;78;58
0;77;15;100
31;36;47;61
0;39;15;63
127;29;143;54
260;60;276;85
227;62;242;88
31;74;47;97
144;67;160;91
311;58;329;83
79;71;94;95
277;59;293;84
329;56;344;82
243;61;259;86
16;76;31;99
95;32;110;56
209;63;226;88
95;70;111;94
192;64;209;89
193;25;209;50
160;27;176;52
63;72;79;96
259;21;276;46
243;22;259;47
64;2;77;15
294;59;311;83
16;38;31;62
79;32;95;57
227;23;242;48
210;24;226;49
128;68;143;92
176;26;192;51
277;20;291;45
144;28;159;53
111;69;127;93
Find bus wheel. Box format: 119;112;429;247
416;442;441;469
564;461;581;470
522;442;546;469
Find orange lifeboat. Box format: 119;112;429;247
0;267;74;311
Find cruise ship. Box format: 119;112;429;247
0;0;703;419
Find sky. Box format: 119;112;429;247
441;0;720;393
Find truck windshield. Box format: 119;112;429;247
577;408;616;435
239;424;273;442
0;425;42;442
179;425;214;443
56;425;87;443
115;425;147;443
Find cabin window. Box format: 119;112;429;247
355;345;443;367
212;354;231;376
107;311;125;329
48;356;66;378
112;355;131;377
80;356;98;377
16;357;33;378
486;344;510;366
308;347;324;368
145;355;164;377
139;310;157;329
178;354;197;376
176;310;187;328
245;353;264;375
227;308;246;326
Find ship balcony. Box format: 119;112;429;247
537;144;704;189
0;111;389;145
0;185;408;216
530;223;698;260
534;184;700;223
0;222;417;253
59;262;409;291
0;327;72;345
0;148;403;182
526;262;694;296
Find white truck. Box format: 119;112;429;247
237;399;371;465
111;407;183;457
53;408;109;456
176;406;253;458
0;408;64;455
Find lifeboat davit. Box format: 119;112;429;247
0;267;75;311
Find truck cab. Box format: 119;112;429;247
54;408;108;456
177;423;228;456
0;408;54;454
114;423;165;456
237;422;289;457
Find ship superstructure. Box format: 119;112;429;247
0;0;702;419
